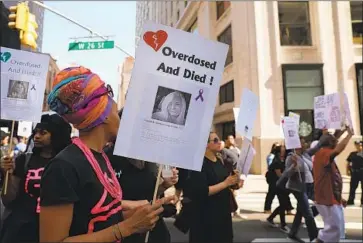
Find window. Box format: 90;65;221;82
217;25;233;66
219;80;234;105
216;1;231;20
350;1;363;45
187;18;198;34
282;64;324;140
278;1;312;46
177;10;180;21
221;121;235;141
184;1;188;8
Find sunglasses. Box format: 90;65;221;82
93;84;114;100
209;137;220;144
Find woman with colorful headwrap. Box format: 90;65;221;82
152;91;187;125
39;66;174;243
0;113;72;243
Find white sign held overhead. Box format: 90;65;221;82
1;47;50;122
314;93;343;130
114;22;229;171
236;138;256;177
236;88;258;141
17;121;33;137
282;117;301;150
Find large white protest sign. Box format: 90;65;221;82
114;22;228;171
17;121;33;137
314;93;342;130
282;117;301;150
236;88;258;141
1;47;50;122
236;138;256;176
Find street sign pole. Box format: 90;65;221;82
32;1;132;57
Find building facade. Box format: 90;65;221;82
43;55;60;111
136;1;362;174
117;57;135;109
2;0;44;51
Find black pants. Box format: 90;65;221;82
264;183;294;211
267;187;288;226
348;171;363;205
289;190;318;241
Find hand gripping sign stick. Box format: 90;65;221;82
3;121;16;195
144;165;163;243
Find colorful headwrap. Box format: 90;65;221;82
47;66;113;131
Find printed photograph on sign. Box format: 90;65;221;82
151;86;191;126
288;130;296;137
7;80;29;100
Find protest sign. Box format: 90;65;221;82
282;117;301;150
236;138;256;176
114;22;228;171
1;47;50;122
17;121;33;137
236;88;259;141
314;93;342;130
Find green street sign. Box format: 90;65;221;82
68;41;114;51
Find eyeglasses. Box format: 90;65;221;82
209;137;220;144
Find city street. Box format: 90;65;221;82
165;175;363;243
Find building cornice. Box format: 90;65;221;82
175;1;202;31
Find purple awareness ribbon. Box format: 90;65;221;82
195;89;204;102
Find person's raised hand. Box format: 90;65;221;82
346;126;353;136
224;173;239;187
291;154;298;167
162;168;179;188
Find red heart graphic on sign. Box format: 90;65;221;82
143;30;168;52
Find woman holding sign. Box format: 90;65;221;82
105;108;179;243
0;113;72;243
40;67;174;243
183;132;240;243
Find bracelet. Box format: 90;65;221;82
116;223;124;241
112;224;120;241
